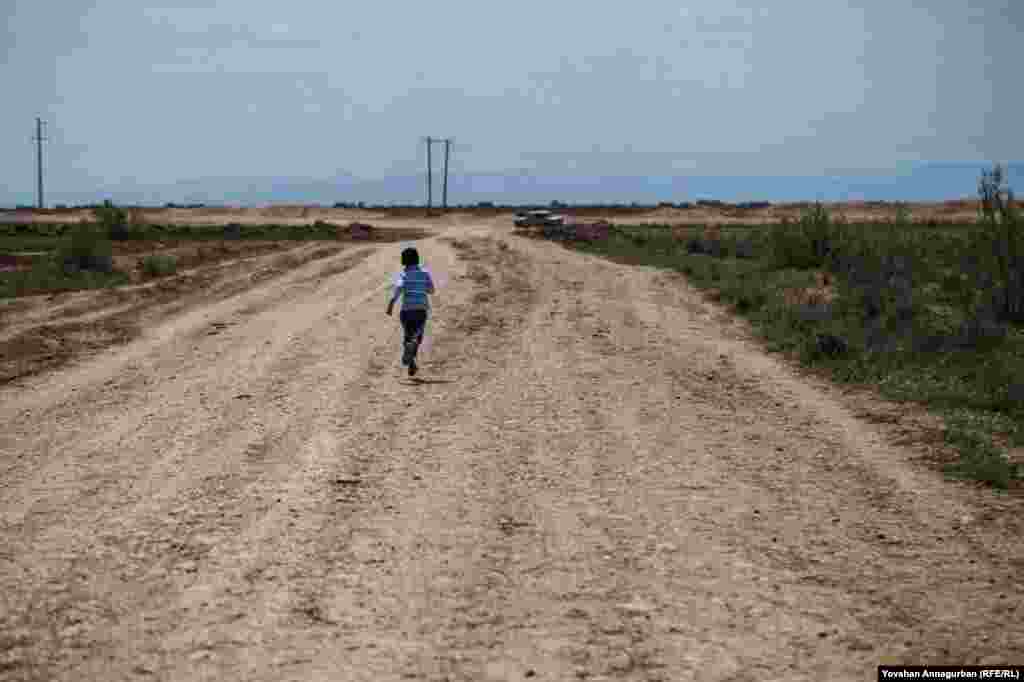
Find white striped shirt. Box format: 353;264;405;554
390;266;435;311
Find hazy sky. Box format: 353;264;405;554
2;1;1021;203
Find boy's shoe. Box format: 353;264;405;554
408;360;418;377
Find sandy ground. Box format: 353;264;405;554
1;216;1022;681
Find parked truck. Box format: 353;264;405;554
513;209;565;228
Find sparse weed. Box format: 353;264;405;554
141;254;178;278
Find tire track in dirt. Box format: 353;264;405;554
0;248;375;501
0;232;527;680
633;269;1024;653
227;233;738;680
0;243;358;385
0;244;397;680
169;235;545;681
475;247;756;680
530;240;1024;671
0;240;307;334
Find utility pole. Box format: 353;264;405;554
442;138;452;210
424;136;453;213
33;118;48;209
425;136;433;212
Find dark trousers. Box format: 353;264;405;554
399;309;428;362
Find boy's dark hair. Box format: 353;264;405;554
401;247;419;267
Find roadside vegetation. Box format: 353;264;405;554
140;254;179;278
0;214;128;298
0;203;417;298
543;165;1023;489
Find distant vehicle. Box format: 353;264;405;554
514;209;565;227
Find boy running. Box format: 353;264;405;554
386;247;435;377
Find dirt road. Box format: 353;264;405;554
1;218;1021;681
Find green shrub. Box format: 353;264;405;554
55;223;114;273
768;203;847;269
943;411;1021;489
732;283;768;312
0;255;128;298
894;202;912;226
141;254;178;277
733;236;757;259
93;200;130;240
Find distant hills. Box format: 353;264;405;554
7;162;1021;208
